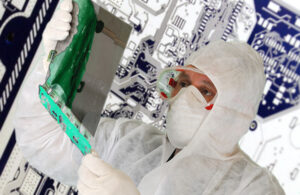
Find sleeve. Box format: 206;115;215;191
92;117;145;161
13;57;81;186
13;58;143;186
238;167;285;195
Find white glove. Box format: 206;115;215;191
42;0;73;72
77;152;140;195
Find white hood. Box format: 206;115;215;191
182;40;266;158
138;40;267;194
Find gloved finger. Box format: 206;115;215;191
90;149;99;157
60;0;73;12
77;178;108;195
43;60;51;72
43;39;57;52
77;179;88;195
82;189;110;195
78;164;102;188
43;26;69;41
82;154;113;177
53;9;72;23
48;18;71;31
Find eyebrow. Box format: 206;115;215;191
178;72;189;79
178;72;217;92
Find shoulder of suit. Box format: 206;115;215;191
236;152;285;194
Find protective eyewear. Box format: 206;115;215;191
156;66;215;110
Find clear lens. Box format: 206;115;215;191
156;66;205;99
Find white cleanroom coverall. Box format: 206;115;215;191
13;1;285;192
14;39;285;194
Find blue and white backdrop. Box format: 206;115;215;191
0;0;299;194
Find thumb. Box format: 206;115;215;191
90;149;98;157
82;153;113;177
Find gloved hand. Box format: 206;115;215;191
77;152;140;195
42;0;73;72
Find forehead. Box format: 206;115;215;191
180;65;209;81
180;65;216;89
185;64;197;69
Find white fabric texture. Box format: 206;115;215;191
137;40;284;195
13;2;285;193
166;85;210;149
77;152;140;195
14;55;81;185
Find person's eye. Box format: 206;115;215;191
179;81;190;88
200;88;213;96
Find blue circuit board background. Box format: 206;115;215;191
0;0;59;130
0;0;300;194
249;0;300;118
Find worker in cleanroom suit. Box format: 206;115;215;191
14;0;285;194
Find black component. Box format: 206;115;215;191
77;81;85;93
0;131;16;176
59;115;63;123
249;120;258;131
167;149;176;162
134;24;142;32
73;136;79;144
58;116;66;130
0;0;59;131
5;32;15;44
96;20;104;33
52;110;58;118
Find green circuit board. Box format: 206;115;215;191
39;0;97;155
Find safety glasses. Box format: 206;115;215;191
156;66;216;110
156;66;206;100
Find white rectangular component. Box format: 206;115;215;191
128;41;136;50
290;37;296;45
0;4;5;20
273;97;280;105
258;17;264;25
264;79;272;95
0;146;23;194
295;18;300;27
19;168;41;195
262;20;268;28
127;98;137;107
279;86;286;92
257;17;264;25
11;0;26;10
276;92;283;99
267;1;280;13
267;23;273;31
285;34;291;42
158;44;166;52
0;60;6;83
121;58;128;66
295;40;300;48
166;27;174;36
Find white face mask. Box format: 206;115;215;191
166;85;214;149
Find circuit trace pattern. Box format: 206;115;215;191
249;0;300;118
95;0;299;194
0;0;58;128
0;0;299;194
240;1;300;193
97;0;256;129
